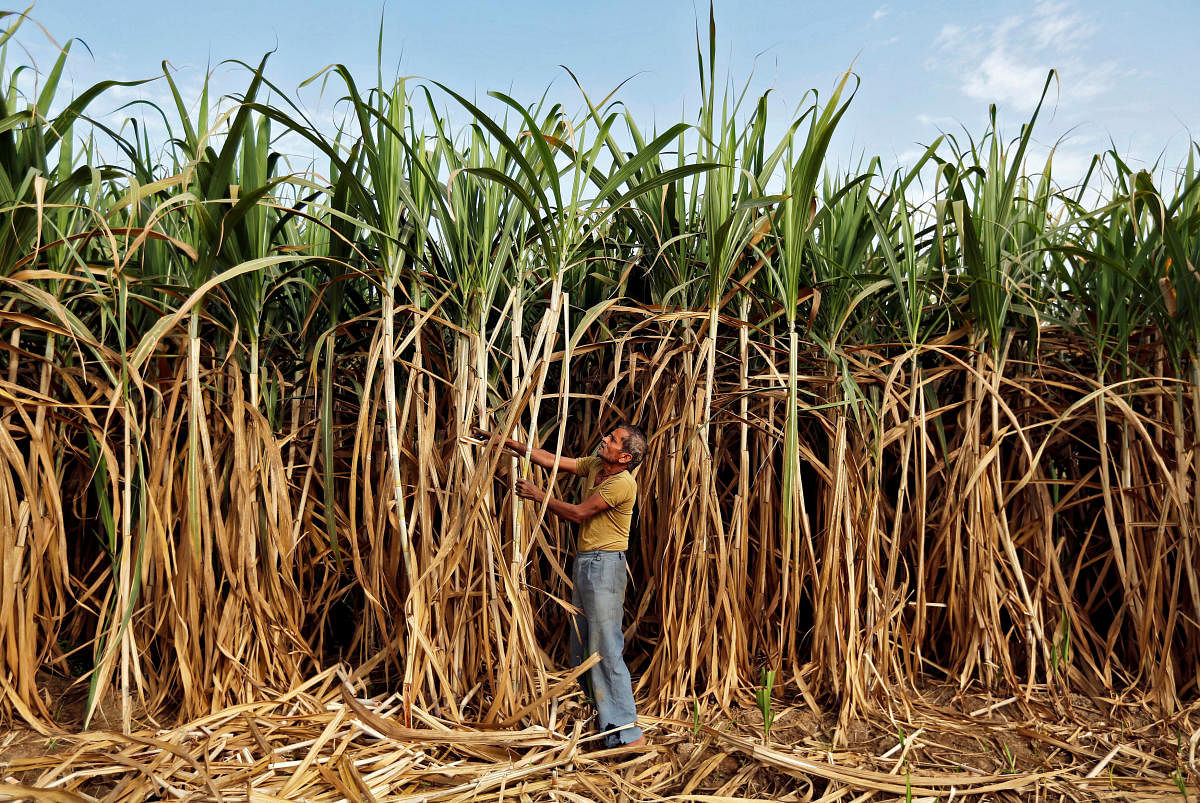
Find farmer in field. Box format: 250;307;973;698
474;423;648;749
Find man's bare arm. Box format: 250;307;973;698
514;479;609;523
473;427;580;475
525;447;579;475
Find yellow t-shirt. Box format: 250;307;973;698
574;456;637;552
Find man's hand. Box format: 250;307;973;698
513;480;610;524
472;429;581;475
514;478;545;503
472;426;531;457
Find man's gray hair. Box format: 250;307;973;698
617;423;647;470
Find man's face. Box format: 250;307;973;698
599;428;632;466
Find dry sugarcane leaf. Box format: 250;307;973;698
0;784;87;803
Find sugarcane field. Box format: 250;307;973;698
1;2;1199;800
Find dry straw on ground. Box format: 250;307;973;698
1;667;1197;801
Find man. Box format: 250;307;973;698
475;423;648;749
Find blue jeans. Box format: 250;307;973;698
569;550;643;747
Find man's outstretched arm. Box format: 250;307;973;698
514;479;609;524
472;426;580;475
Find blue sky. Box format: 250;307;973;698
22;0;1200;185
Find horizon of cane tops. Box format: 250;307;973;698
20;0;1200;186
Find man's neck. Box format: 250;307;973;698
597;460;626;478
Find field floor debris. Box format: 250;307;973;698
1;667;1196;802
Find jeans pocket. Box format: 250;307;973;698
606;555;626;595
583;554;601;590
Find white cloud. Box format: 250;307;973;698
961;46;1049;108
873;6;889;21
935;24;963;47
916;112;957;128
1031;0;1093;52
929;1;1119;114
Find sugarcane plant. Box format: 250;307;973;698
0;7;1197;741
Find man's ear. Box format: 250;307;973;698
619;452;632;465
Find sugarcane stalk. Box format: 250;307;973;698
737;294;750;683
188;312;202;555
1176;354;1200;659
524;276;566;539
382;279;419;723
509;279;524;582
781;322;799;647
249;332;259;411
700;304;719;547
117;279;136;733
474;301;512;715
1175;360;1200;656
